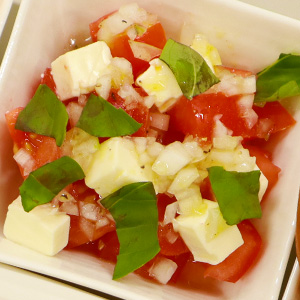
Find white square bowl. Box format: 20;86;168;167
283;260;300;300
0;0;12;37
0;0;300;299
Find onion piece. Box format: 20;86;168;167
79;217;95;241
59;201;79;216
80;203;100;221
147;128;159;138
237;94;258;129
13;148;35;176
149;257;178;284
96;217;110;229
163;202;178;225
66;102;83;128
165;229;179;244
129;40;162;62
150;112;170;131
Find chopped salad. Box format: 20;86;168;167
3;2;298;288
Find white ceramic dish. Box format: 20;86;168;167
283;260;300;300
0;0;300;299
239;0;300;21
0;0;12;37
0;263;105;300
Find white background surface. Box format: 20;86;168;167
0;0;299;299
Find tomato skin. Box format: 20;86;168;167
203;220;262;283
168;94;296;142
41;68;56;92
67;215;115;249
5;108;61;176
110;33;150;79
168;93;240;143
89;11;115;42
135;22;167;49
253;101;296;135
156;194;189;256
98;22;166;79
97;230;120;263
107;89;150;137
245;144;281;195
5;107;27;148
158;223;189;256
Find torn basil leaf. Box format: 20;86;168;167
15;84;68;147
160;39;220;100
208;166;262;225
101;182;160;280
255;53;300;102
76;94;142;137
20;156;85;212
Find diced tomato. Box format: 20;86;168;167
156;194;189;256
107;89;150;137
168;93;296;143
135;22;167;49
175;256;217;290
41;68;56;92
158;223;189;256
107;23;166;79
168;93;240;143
33;136;62;169
253;101;296;135
109;33;150;79
244;144;281;195
5;107;27;148
97;230;120;263
89;11;115;42
157;193;176;222
219;66;254;77
65;180;115;248
67;215;115;249
135;252;190;284
203;220;262;283
5;108;61;176
200;177;216;201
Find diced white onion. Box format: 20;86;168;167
96;217;110;229
79;217;95;241
150;112;170;131
147;128;159;138
213;114;233;137
117;83;143;107
80;203;99;221
59;201;79;216
163;202;178;225
66;102;83;128
165;229;179;244
237;94;258;129
129;40;162;62
78;94;88;106
149;257;178;284
13;148;35;176
206;66;256;96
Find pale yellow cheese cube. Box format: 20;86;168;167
4;197;70;256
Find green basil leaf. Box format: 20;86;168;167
20;156;85;212
15;84;68;147
76;94;142;137
101;182;160;280
255;53;300;102
160;39;220;100
208;166;262;225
